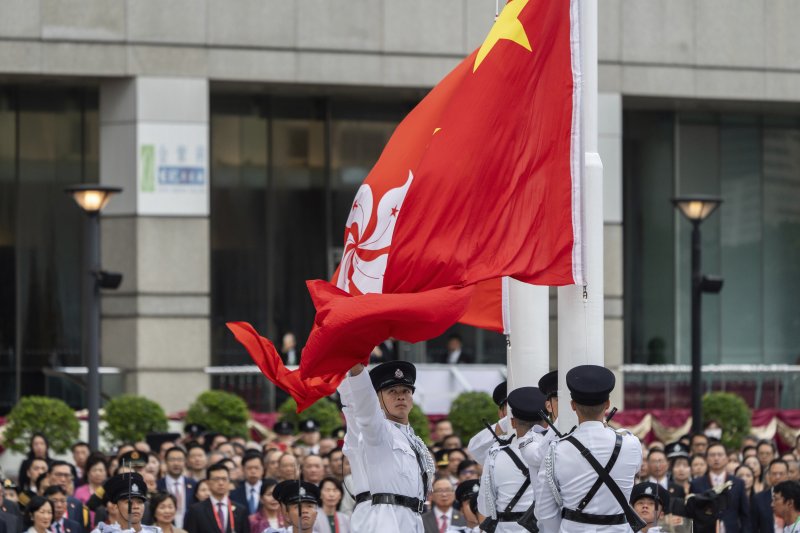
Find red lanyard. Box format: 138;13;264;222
212;500;234;533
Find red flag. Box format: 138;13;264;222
230;0;581;404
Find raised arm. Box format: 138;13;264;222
347;364;390;447
467;415;510;465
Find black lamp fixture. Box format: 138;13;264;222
671;194;723;434
65;184;123;451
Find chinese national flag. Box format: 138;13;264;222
229;0;582;408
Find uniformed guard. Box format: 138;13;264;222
467;380;512;465
449;479;483;532
535;365;643;533
92;473;161;533
262;480;320;533
338;373;371;531
520;371;559;476
629;482;670;533
344;361;433;532
478;386;546;532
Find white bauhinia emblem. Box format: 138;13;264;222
645;486;653;495
132;484;140;493
299;487;306;497
336;171;414;295
395;369;404;379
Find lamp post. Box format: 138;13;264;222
672;195;723;434
65;184;122;451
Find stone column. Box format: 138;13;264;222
98;77;210;414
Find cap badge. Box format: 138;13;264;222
395;369;404;379
299;487;306;497
645;487;652;495
472;485;479;493
132;484;140;494
131;451;140;460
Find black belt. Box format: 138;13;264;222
495;511;525;522
354;492;371;506
562;508;626;525
371;493;425;514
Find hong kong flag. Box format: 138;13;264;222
229;0;582;409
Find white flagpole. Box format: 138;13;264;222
507;280;550;393
557;0;604;433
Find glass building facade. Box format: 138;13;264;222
0;86;99;411
625;110;800;366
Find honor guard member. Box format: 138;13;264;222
93;473;160;533
520;371;560;476
478;386;546;532
345;361;434;533
629;482;671;533
262;481;320;533
535;365;643;533
449;480;483;533
468;381;512;465
337;375;371;531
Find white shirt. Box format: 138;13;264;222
468;416;513;466
434;507;454;529
166;475;187;528
209;496;231;532
647;476;669;489
245;481;262;513
338;378;371;531
447;350;462;364
478;437;534;533
343;370;427;533
535;421;642;533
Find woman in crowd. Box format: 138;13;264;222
734;464;758;513
193;479;211;503
670;455;692;496
743;456;765;493
150;492;188;533
19;434;51;491
314;476;350;533
690;454;708;479
248;478;285;533
74;454;108;503
24;496;54;533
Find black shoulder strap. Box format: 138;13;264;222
565;435;646;532
500;446;531;513
576;434;622;511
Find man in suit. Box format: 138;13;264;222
422;478;466;533
229;452;263;513
44;486;82;533
157;446;197;528
689;442;752;532
752;459;789;532
438;335;473;365
185;463;248;533
47;461;89;533
645;448;685;515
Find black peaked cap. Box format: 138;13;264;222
507;387;546;422
566;365;615;406
455;479;481;504
273;480;320;505
630;481;670;509
369;361;416;392
538;370;558;399
492;381;508;407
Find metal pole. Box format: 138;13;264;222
84;212;101;450
507;280;549;392
690;221;702;434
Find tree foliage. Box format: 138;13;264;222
278;397;342;437
3;396;80;454
185;390;250;438
409;404;431;445
102;395;168;445
449;391;498;443
702;391;751;451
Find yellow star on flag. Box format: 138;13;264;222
473;0;532;73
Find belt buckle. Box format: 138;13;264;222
416;499;424;513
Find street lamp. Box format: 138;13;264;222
672;195;724;434
65;184;123;451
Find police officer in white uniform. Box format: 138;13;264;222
535;365;642;533
337;376;371;531
478;386;547;532
519;371;559;477
629;482;671;533
468;381;512;466
344;361;433;533
92;473;161;533
261;480;320;533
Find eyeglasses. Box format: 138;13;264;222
433;489;454;494
52;472;73;479
208;476;229;483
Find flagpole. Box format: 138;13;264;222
557;0;604;433
507;280;550;393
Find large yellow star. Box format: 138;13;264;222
473;0;532;73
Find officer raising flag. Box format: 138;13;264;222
535;365;643;533
519;371;559;475
343;361;433;532
478;386;546;532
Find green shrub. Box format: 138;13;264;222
186;391;250;438
702;391;751;451
409;404;431;444
102;395;168;445
449;391;498;443
2;396;79;454
278;397;342;437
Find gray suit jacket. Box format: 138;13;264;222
422;508;466;533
